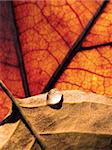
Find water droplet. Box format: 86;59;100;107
46;88;63;107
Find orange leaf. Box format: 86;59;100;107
55;46;112;96
1;1;112;122
83;2;112;47
13;0;102;95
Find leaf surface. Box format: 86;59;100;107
1;81;112;149
0;1;112;125
83;2;112;47
16;90;112;149
0;120;42;150
55;46;112;96
0;2;25;98
5;0;102;96
0;89;12;122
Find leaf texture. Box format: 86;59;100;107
0;81;112;149
16;90;112;149
0;120;41;150
0;0;112;125
83;2;112;47
0;82;44;149
12;0;101;95
0;88;12;122
55;46;112;96
0;2;25;98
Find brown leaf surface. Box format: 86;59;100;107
16;90;112;149
0;120;42;150
1;83;112;149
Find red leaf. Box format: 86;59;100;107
12;0;101;95
0;90;11;122
0;1;112;121
0;2;25;97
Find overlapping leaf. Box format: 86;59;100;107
0;0;112;131
0;120;39;150
0;89;11;122
1;88;112;149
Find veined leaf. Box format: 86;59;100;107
1;1;111;121
1;81;112;149
3;89;112;149
0;120;41;150
0;2;112;149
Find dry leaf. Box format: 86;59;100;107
16;90;112;149
1;86;112;149
0;120;41;150
0;81;45;150
0;1;112;149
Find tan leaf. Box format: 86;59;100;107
0;120;41;150
16;90;112;149
1;81;112;149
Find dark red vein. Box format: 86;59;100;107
43;0;109;93
10;1;30;97
67;67;112;79
36;3;71;48
0;61;18;67
81;41;112;50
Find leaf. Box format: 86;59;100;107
0;1;112;125
0;120;42;150
55;46;112;96
83;2;112;47
4;89;112;149
0;89;12;122
0;82;45;149
0;2;25;98
1;82;112;149
0;0;104;97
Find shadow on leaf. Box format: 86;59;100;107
0;103;20;126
